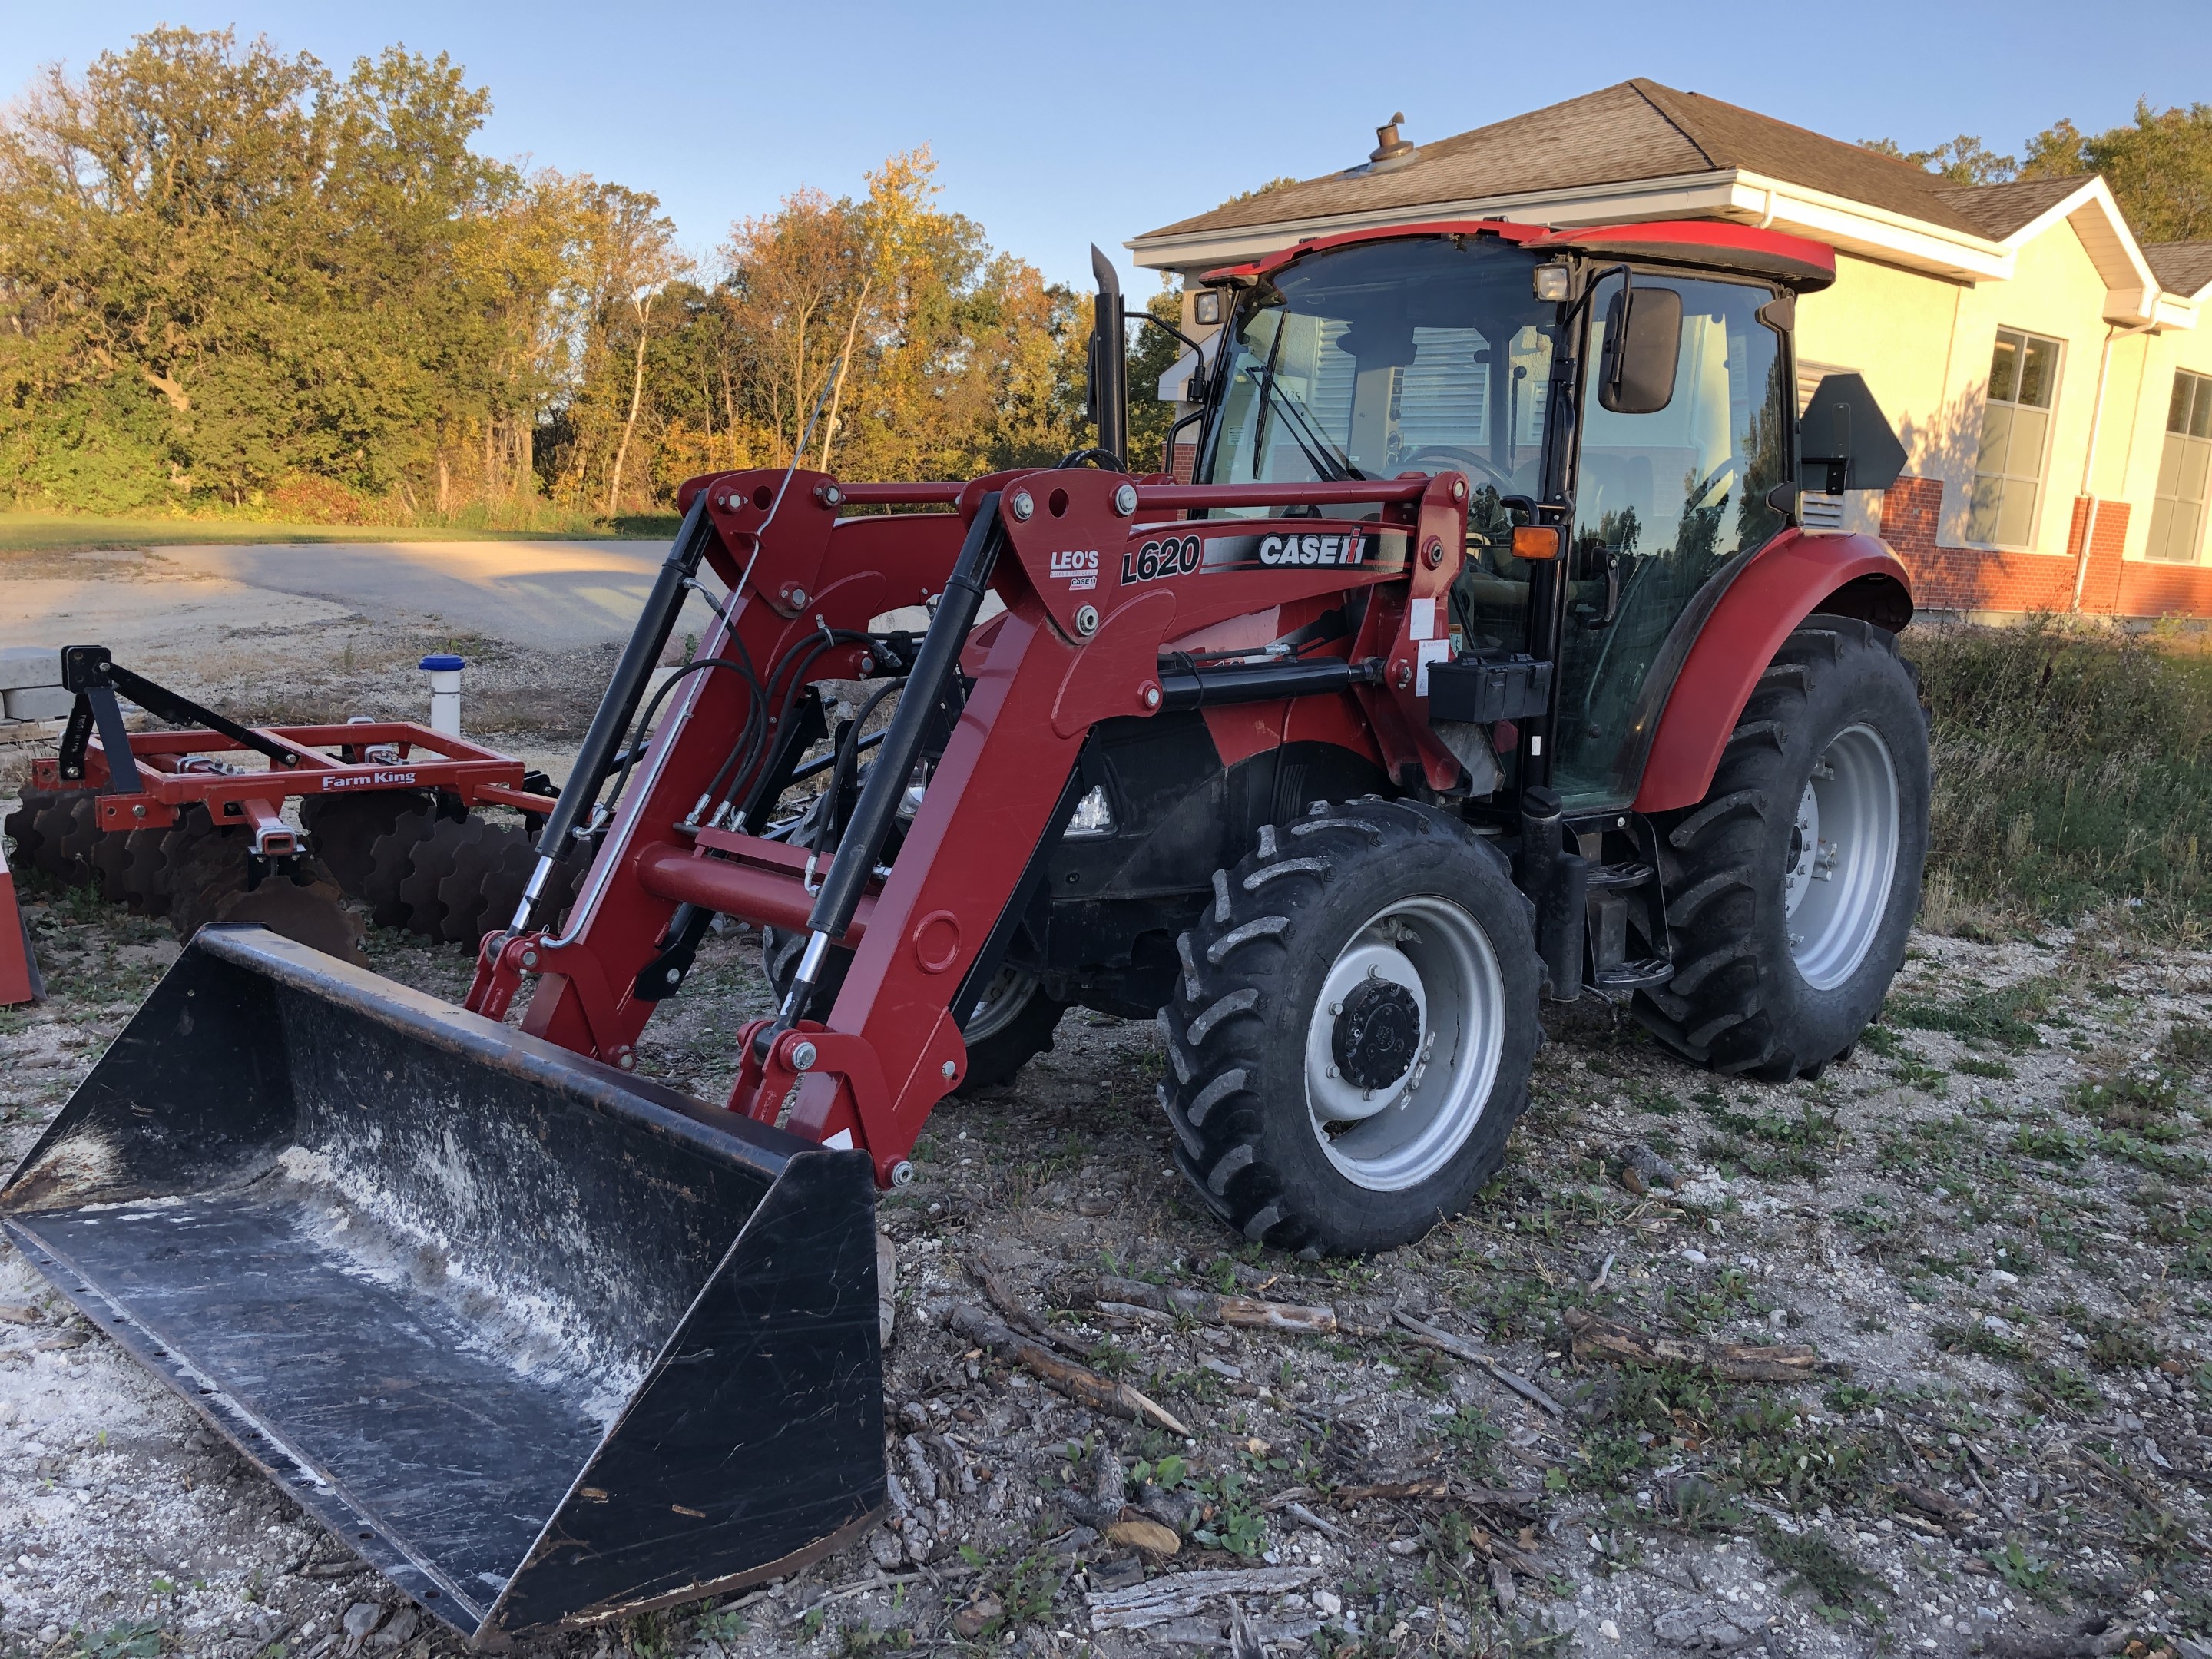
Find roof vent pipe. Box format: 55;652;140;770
1369;113;1415;171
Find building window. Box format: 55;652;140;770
1969;328;2060;549
2147;369;2212;565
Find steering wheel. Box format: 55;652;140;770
1397;445;1519;495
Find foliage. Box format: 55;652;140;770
1865;99;2212;241
1754;1522;1888;1621
0;28;1102;524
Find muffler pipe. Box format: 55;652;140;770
773;494;1005;1032
511;494;719;932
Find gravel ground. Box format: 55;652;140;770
3;637;2212;1659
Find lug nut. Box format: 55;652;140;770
1010;490;1035;522
1113;483;1139;516
791;1041;818;1071
1074;604;1100;637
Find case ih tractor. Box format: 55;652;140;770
2;217;1922;1635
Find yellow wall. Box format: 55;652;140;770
1802;220;2208;565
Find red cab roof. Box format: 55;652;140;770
1204;217;1835;293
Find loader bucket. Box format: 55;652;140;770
0;926;884;1641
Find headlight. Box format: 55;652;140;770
1062;784;1116;839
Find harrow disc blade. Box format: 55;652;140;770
300;790;433;900
167;826;364;963
33;793;99;887
90;818;134;906
394;814;466;941
363;806;442;932
4;786;55;873
120;826;177;917
433;820;533;946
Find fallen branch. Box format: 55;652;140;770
1560;1308;1836;1383
969;1258;1088;1356
1093;1276;1336;1334
949;1305;1192;1439
1086;1565;1321;1631
1330;1474;1451;1505
1391;1312;1562;1415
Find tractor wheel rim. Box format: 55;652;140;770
1784;723;1900;991
965;965;1039;1044
1303;894;1505;1193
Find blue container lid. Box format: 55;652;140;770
419;654;465;671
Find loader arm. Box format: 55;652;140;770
485;465;1472;1186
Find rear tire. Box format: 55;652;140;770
1159;797;1542;1257
1635;614;1928;1080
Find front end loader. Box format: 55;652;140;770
2;215;1922;1634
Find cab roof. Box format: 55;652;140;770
1204;218;1836;293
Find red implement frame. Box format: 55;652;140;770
30;724;541;843
473;466;1469;1184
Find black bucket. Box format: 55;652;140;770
0;926;884;1641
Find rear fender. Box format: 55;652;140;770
1633;530;1911;813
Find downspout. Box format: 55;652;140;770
2071;311;2159;612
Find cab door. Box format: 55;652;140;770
1550;273;1792;809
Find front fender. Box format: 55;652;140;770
1632;530;1911;814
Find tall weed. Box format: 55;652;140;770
1910;618;2212;932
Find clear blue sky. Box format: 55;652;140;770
5;1;2206;291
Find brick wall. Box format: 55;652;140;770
1170;443;1197;485
1877;475;2078;613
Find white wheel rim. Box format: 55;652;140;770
965;965;1039;1043
1783;724;1900;991
1303;895;1505;1193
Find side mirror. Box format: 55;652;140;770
1797;372;1907;493
1598;285;1681;415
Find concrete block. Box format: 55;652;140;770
0;647;61;692
2;686;74;720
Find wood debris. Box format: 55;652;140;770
1091;1276;1336;1333
1086;1565;1321;1631
1561;1307;1838;1382
949;1305;1192;1438
1389;1311;1563;1414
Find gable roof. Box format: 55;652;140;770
1934;176;2094;239
1139;78;1988;244
2146;241;2212;300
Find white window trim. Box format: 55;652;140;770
2146;367;2212;565
1962;326;2065;555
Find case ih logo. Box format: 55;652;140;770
320;770;419;791
1194;528;1410;575
1256;531;1367;568
1048;548;1099;590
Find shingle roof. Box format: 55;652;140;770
1137;79;2013;247
2146;241;2212;299
1933;176;2094;238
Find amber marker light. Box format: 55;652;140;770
1512;525;1564;561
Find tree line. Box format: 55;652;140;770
0;28;1132;525
1867;100;2212;240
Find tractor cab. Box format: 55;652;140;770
1191;220;1856;811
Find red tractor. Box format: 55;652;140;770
3;217;1922;1636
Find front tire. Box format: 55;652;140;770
1159;797;1543;1257
1636;614;1929;1079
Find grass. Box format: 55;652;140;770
1911;617;2212;933
0;506;677;551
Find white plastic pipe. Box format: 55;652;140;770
420;654;465;737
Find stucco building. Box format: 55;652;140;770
1128;80;2212;621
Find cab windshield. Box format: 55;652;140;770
1201;236;1561;511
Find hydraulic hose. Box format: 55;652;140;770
774;494;1005;1027
511;492;717;931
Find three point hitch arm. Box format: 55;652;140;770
466;464;1480;1187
